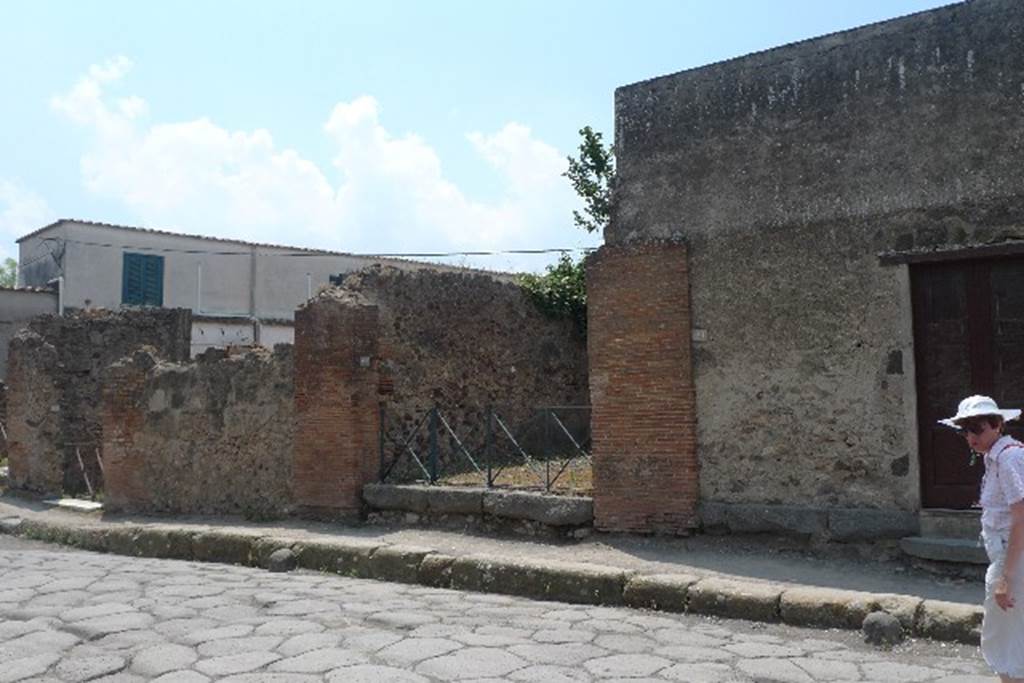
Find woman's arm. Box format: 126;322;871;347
996;500;1024;610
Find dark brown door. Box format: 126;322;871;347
913;257;1024;508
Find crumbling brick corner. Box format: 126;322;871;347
101;348;157;510
293;291;382;519
587;241;700;534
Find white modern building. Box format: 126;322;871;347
16;219;483;355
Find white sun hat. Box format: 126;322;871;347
938;394;1022;428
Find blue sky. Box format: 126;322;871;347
0;0;953;272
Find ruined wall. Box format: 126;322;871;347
609;0;1024;517
6;308;191;495
102;346;294;516
340;267;589;482
0;380;7;462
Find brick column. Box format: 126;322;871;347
101;351;154;511
293;295;381;517
587;242;699;534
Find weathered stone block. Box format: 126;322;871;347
132;528;193;560
687;578;782;622
828;508;918;541
449;555;626;605
622;573;700;612
701;502;828;537
367;545;435;584
916;600;983;645
253;538;294;568
363;484;431;513
267;548;298;573
103;526;143;556
863;611;904;646
426;487;484;516
482;490;593;526
418;553;456;588
780;586;879;629
191;531;257;566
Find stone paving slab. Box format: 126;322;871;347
0;497;985;646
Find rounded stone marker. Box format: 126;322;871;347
268;548;298;573
863;610;903;646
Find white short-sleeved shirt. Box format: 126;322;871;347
980;435;1024;535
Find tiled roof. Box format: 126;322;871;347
0;285;56;294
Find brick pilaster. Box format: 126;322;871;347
587;242;699;533
293;295;381;517
101;353;153;510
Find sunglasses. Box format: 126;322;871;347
955;421;990;436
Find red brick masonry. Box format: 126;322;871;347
587;242;700;534
293;294;382;517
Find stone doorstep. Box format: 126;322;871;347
0;513;985;646
919;508;982;541
900;536;988;565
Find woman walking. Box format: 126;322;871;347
941;395;1024;682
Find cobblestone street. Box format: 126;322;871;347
0;536;994;682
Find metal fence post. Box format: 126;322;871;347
428;408;439;484
378;404;386;482
544;409;552;491
486;407;494;487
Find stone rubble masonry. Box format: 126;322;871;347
0;380;8;461
6;308;191;496
341;266;588;482
0;513;985;645
101;345;294;516
587;242;699;534
293;290;381;517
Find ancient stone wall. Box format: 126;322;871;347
341;266;589;484
6;308;192;496
607;0;1024;523
0;380;7;462
102;346;294;516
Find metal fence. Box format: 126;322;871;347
378;405;591;493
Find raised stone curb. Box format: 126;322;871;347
0;512;986;645
450;555;629;605
622;573;700;612
780;586;884;629
687;577;782;623
916;599;983;645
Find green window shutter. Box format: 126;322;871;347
142;255;164;306
122;253;164;306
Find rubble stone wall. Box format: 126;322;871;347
341;267;589;483
102;346;294;516
6;308;192;496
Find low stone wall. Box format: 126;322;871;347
363;484;593;539
102;346;294;517
6;308;192;496
700;501;919;541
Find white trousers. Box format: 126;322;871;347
982;530;1024;678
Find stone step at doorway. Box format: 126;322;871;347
901;508;986;566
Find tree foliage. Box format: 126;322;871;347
518;126;614;335
564;126;615;234
518;253;587;333
0;258;16;288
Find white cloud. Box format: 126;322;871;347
0;180;56;263
52;57;596;272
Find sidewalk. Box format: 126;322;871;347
0;495;985;645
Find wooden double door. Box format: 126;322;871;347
913;257;1024;509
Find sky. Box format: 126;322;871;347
0;0;954;273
